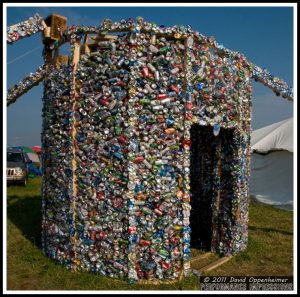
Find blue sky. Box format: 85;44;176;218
6;5;294;147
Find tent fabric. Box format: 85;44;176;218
250;151;293;210
31;146;41;154
28;162;42;176
250;117;294;211
26;152;40;164
13;146;35;153
251;118;293;153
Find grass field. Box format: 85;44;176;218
6;177;293;290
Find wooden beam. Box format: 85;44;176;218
198;256;232;272
53;47;60;69
190;252;213;263
80;43;90;55
90;35;119;40
54;55;69;69
80;36;119;54
44;13;67;40
44;48;53;65
58;55;69;65
84;41;110;47
71;39;81;271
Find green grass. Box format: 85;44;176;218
7;178;293;290
204;201;293;277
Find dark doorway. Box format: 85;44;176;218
190;125;217;250
190;124;235;251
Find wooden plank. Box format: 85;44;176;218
199;256;232;272
44;13;67;40
54;54;69;68
44;48;53;65
40;20;47;29
53;47;60;69
85;41;110;47
80;36;119;54
58;55;69;65
90;35;119;40
190;252;213;263
80;43;90;55
71;39;81;270
42;27;51;39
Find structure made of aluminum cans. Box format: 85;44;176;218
7;14;293;282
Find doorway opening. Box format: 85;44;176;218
189;124;234;251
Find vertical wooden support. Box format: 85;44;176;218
44;48;53;66
55;55;69;69
80;34;90;54
71;40;81;270
41;14;68;66
53;47;60;69
72;40;80;195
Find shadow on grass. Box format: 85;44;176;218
7;194;42;248
248;226;293;236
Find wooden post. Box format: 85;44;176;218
42;13;67;42
71;39;81;270
53;47;60;69
43;47;53;66
80;34;119;54
80;34;90;55
190;252;213;264
54;54;69;69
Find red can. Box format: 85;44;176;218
139;239;151;246
170;85;179;93
154;208;163;216
134;156;144;163
97;192;104;200
128;226;137;234
162;262;171;270
99;99;109;106
182;139;192;147
98;231;106;240
142;66;149;77
204;93;211;100
91;231;97;240
185;111;193;120
186;101;193;110
157;93;167;100
119;135;126;143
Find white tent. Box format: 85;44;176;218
26;152;40;164
250;118;294;210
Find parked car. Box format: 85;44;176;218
7;148;30;186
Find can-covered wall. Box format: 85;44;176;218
41;23;252;282
41;63;75;267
